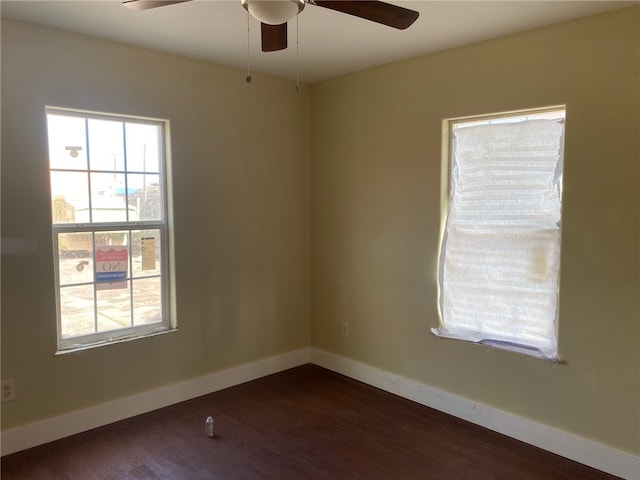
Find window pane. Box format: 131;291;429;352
60;284;95;338
97;281;132;332
132;277;162;326
58;232;93;285
88;118;125;171
47;114;87;170
94;230;128;248
126;123;161;173
50;171;90;224
128;174;162;220
132;230;161;277
90;172;131;222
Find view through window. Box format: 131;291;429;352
47;108;173;351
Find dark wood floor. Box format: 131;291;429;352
1;364;620;480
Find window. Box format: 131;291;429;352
47;107;174;351
433;107;565;360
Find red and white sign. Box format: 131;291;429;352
95;246;128;290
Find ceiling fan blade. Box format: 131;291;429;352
312;0;419;30
261;22;288;52
123;0;192;11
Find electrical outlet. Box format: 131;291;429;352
341;321;349;338
1;379;16;402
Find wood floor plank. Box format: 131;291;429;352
0;365;621;479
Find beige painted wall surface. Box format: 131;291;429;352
1;19;310;429
310;7;640;454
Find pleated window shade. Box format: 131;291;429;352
434;109;565;360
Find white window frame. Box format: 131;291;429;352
47;107;175;352
433;106;566;360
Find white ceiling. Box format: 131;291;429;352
1;0;637;83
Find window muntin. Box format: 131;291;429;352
433;107;565;360
47;108;172;351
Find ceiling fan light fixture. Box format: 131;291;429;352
241;0;305;25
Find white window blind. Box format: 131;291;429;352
433;110;565;360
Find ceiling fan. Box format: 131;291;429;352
122;0;419;52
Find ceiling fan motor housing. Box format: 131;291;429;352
241;0;306;25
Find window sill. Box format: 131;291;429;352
55;327;178;356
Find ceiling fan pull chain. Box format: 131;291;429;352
246;6;252;84
295;15;300;93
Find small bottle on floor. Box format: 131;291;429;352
205;416;215;438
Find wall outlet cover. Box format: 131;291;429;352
1;379;16;402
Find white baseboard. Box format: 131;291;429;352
310;348;640;480
3;346;638;479
0;347;310;457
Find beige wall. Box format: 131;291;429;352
1;19;310;429
310;6;639;454
2;6;639;458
